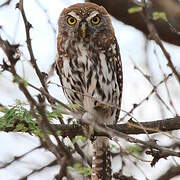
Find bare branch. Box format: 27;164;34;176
53;116;180;137
157;165;180;180
0;145;42;169
0;29;73;177
0;0;11;8
16;0;55;105
141;2;180;86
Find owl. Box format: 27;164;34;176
56;2;123;179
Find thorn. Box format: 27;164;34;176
15;2;20;9
128;118;136;124
1;59;10;71
27;22;33;29
41;72;48;82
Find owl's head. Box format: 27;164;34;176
58;2;114;42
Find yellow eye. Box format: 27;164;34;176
91;16;101;25
67;16;77;25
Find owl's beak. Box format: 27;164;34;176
79;21;88;38
81;23;86;38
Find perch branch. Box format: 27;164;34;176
53;116;180;137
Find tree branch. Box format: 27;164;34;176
16;0;55;105
157;165;180;180
0;27;73;178
141;2;180;86
0;0;11;8
54;116;180;137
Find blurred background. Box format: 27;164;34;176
0;0;180;179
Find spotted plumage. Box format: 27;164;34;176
56;2;123;179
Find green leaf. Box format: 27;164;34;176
46;108;62;120
0;106;9;113
14;124;28;132
128;6;143;14
152;12;167;21
126;145;143;155
0;104;43;137
13;75;28;87
72;163;92;176
72;135;87;144
23;79;28;87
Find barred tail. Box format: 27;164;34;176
91;136;112;180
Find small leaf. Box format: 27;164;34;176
23;79;28;87
46;108;62;120
73;163;92;176
13;75;28;87
126;145;143;155
153;12;167;21
0;104;44;137
128;6;143;14
72;135;87;144
14;124;28;132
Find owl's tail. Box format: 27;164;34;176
91;136;112;180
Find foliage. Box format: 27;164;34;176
71;163;92;176
126;145;143;155
13;75;28;87
0;104;42;136
0;103;62;138
72;135;87;144
128;6;167;22
128;6;143;14
152;12;167;21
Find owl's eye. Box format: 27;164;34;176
67;16;77;25
91;16;101;25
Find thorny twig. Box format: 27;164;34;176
52;116;180;136
157;165;180;180
0;33;73;178
0;0;11;8
154;49;178;115
20;159;57;180
91;122;180;166
16;0;55;105
133;61;174;115
0;145;43;169
142;1;180;85
121;73;172;120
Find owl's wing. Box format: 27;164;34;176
114;38;123;123
56;55;64;93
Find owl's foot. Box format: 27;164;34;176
81;112;95;141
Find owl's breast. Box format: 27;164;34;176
59;41;121;123
59;42;89;106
